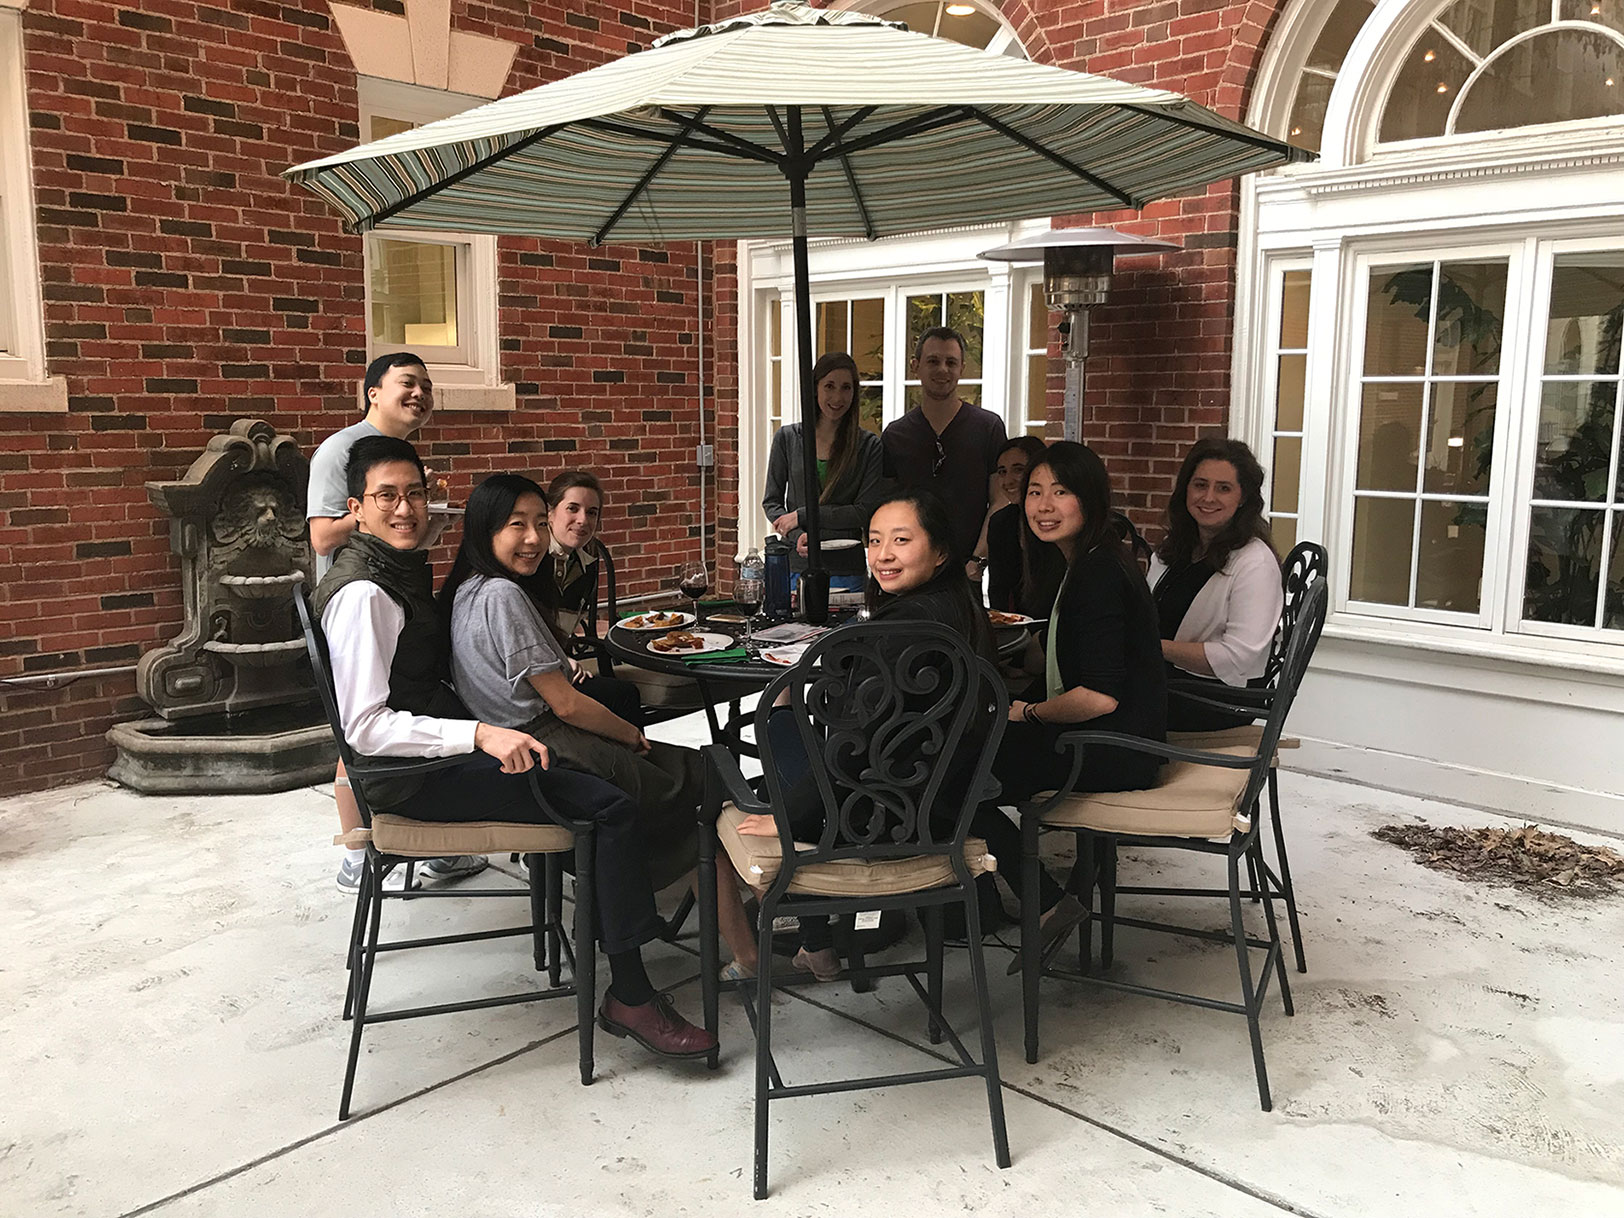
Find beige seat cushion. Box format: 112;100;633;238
370;814;575;858
1034;744;1257;838
715;803;994;898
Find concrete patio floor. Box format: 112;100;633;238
4;731;1623;1217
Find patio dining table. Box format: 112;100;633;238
604;612;1032;751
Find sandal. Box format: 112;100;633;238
792;947;842;982
719;959;757;983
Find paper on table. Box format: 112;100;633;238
751;622;829;645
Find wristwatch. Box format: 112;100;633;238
970;554;989;570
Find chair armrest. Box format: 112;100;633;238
524;767;595;834
701;743;769;816
347;754;473;781
1053;729;1260;769
1166;679;1274;714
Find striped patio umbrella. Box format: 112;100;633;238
286;0;1308;602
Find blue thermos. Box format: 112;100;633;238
764;538;792;620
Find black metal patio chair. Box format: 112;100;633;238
1163;540;1329;972
696;620;1011;1199
1017;577;1327;1111
296;588;598;1119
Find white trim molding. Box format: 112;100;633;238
0;7;66;413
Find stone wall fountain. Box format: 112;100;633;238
107;419;335;793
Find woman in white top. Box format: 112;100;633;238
1147;438;1283;732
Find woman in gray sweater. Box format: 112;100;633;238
441;473;758;977
762;351;885;581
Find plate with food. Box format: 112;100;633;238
761;643;811;667
647;630;734;656
618;610;696;631
987;610;1039;627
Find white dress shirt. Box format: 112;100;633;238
322;580;479;758
1147;537;1283;687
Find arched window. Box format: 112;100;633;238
1378;0;1624;143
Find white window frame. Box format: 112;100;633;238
1335;238;1530;630
1255;256;1317;545
1506;234;1624;642
0;6;66;412
356;76;508;410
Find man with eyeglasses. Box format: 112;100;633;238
313;435;717;1060
309;352;486;891
880;326;1007;571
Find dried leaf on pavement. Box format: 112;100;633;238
1373;822;1624;899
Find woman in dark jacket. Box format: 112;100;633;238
762;351;885;582
992;442;1169;961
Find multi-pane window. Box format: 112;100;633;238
1018;281;1051;438
904;289;986;411
1522;252;1624;633
815;297;886;434
1349;258;1508;614
765;299;785;435
1266;268;1313;552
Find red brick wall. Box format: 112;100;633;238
0;0;714;796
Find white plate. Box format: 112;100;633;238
761;643;810;667
645;630;735;657
987;611;1038;627
820;537;861;550
618;611;696;632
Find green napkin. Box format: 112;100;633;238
683;648;750;664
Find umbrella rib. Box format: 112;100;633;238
592;106;713;247
654;106;785;165
578;116;772;163
830;105;974;159
357;123;565;231
764;105;792;156
820;105;875;241
1119;102;1302;159
804;105;877;162
966;107;1139;208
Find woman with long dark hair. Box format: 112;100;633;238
762;351;885;583
992;442;1168;961
980;435;1047;611
440;473;758;975
1151;437;1282;731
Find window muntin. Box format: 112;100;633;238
1018;280;1051;438
1286;0;1378;150
1349;258;1510;615
1379;0;1624;143
1520;251;1624;632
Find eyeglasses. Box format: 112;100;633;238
364;487;429;510
931;437;947;477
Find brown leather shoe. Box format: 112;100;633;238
598;992;717;1059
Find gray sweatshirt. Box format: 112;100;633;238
761;423;886;574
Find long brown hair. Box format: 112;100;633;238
1157;437;1274;570
810;351;863;503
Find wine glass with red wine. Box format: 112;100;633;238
732;575;763;649
678;561;710;624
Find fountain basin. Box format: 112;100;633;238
220;572;306;600
201;638;309;669
106;703;335;794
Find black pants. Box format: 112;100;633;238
577;673;644;729
391;754;664;955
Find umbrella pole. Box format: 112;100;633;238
788;127;829;624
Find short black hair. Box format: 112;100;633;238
345;434;425;502
363;351;427;395
913;325;966;363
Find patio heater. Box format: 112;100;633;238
980;227;1179;442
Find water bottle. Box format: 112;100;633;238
740;547;764;587
763;538;791;620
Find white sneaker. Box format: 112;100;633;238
336;857;421;894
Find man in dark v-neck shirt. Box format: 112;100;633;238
881;325;1008;563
